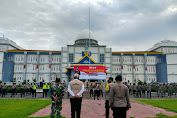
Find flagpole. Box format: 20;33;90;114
89;6;90;83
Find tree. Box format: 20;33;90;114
138;80;143;85
23;80;26;84
33;79;36;83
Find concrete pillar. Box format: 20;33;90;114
144;53;147;83
132;53;135;83
23;51;27;82
49;52;52;82
121;53;124;78
36;51;40;83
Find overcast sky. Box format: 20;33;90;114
0;0;177;51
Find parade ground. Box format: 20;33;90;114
1;93;177;118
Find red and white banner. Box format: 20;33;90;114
133;65;135;73
24;64;26;71
74;66;106;80
121;65;123;73
36;64;38;71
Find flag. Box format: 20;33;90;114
105;83;109;90
24;64;26;71
49;64;51;71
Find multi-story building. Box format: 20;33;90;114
1;29;176;84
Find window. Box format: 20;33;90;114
69;54;73;62
100;54;104;63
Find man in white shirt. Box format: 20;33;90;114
68;74;84;118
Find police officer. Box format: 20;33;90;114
2;83;8;97
168;84;173;98
26;83;30;96
47;83;50;96
147;84;151;98
136;84;142;97
68;74;84;118
158;84;163;98
109;75;131;118
94;83;101;100
43;83;47;97
32;83;37;97
50;78;64;118
105;77;114;118
142;84;146;97
21;83;25;97
133;83;137;96
11;83;16;97
30;83;33;95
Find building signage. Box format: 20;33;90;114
74;66;106;80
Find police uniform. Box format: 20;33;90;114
11;83;16;97
142;85;147;96
50;78;64;118
43;83;47;97
30;83;33;95
109;75;131;118
136;84;142;97
21;83;25;97
26;84;30;96
2;83;8;97
32;83;37;97
147;85;151;98
105;82;114;118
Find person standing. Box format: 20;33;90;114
90;83;93;98
68;74;84;118
162;84;166;97
26;83;30;96
2;83;8;97
43;83;47;97
99;83;103;97
136;84;142;98
94;83;101;100
50;78;64;118
0;82;2;97
11;83;16;97
109;75;131;118
30;83;33;95
158;84;163;98
142;84;146;97
133;83;137;96
168;84;173;98
86;82;89;91
32;83;37;97
21;83;25;97
147;84;151;98
174;84;177;96
105;77;114;118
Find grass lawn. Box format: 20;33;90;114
148;113;177;118
0;99;53;118
135;99;177;113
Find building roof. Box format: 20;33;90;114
76;29;96;40
0;37;23;50
148;40;177;51
6;50;61;54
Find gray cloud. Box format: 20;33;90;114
0;0;177;51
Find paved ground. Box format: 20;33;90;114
29;98;177;118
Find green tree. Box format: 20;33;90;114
33;79;36;83
23;80;26;84
138;80;143;85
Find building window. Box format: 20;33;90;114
100;54;104;63
69;54;73;62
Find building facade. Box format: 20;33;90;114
1;29;176;84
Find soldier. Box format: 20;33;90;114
168;84;173;98
142;84;147;97
162;84;166;97
21;83;25;97
50;78;64;118
136;84;142;97
26;83;30;96
2;83;8;97
0;82;2;97
11;83;16;97
32;83;37;97
156;85;159;96
158;84;163;98
105;77;114;118
174;84;177;96
47;83;50;96
147;84;151;98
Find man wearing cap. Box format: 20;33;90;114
109;75;131;118
68;74;84;118
105;77;114;118
50;78;64;118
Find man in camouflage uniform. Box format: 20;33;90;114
162;84;166;97
158;84;163;98
168;84;173;98
0;82;2;97
174;84;177;96
50;78;64;118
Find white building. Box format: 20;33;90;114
148;40;177;83
0;29;172;84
